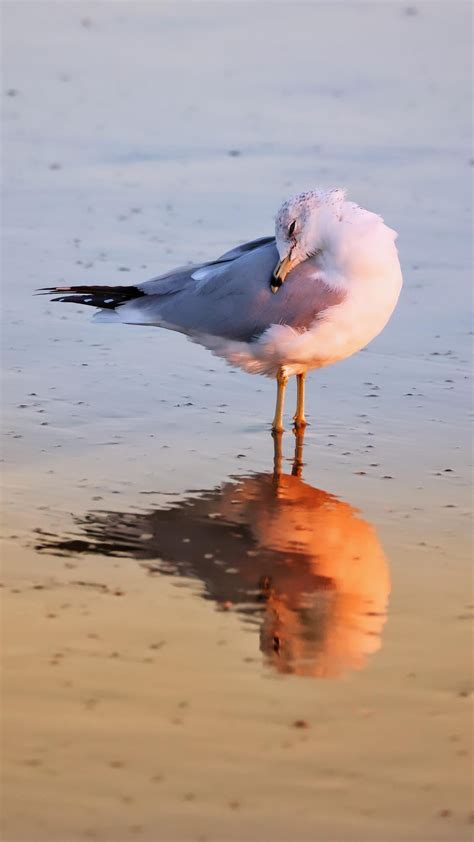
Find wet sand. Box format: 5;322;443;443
2;3;472;841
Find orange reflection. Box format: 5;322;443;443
35;433;390;679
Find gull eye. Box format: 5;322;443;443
288;220;296;238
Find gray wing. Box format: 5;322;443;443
207;235;276;265
125;238;344;342
138;236;275;297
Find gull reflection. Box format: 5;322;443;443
36;433;390;678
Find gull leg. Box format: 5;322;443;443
271;367;288;433
293;372;308;429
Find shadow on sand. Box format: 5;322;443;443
35;433;390;678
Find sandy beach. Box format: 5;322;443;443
2;2;472;840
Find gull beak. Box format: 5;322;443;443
271;253;296;294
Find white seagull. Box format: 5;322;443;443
43;188;402;432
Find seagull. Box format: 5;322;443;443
42;188;402;432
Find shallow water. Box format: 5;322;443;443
2;2;472;841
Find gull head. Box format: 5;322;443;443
272;188;346;292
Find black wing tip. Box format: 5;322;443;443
36;287;69;294
36;284;146;308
